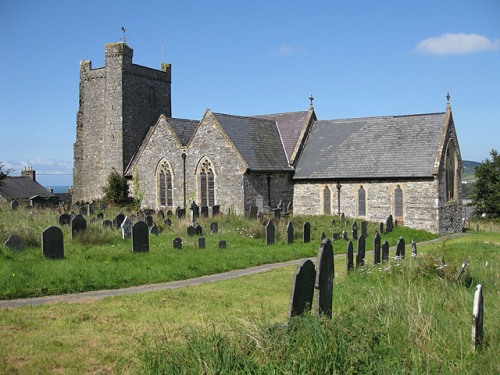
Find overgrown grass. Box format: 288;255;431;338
0;204;437;300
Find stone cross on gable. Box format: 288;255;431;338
121;26;128;43
309;94;314;110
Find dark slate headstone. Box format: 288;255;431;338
303;222;311;243
332;232;339;241
472;284;484;351
10;200;19;210
4;235;25;251
42;226;64;259
396;236;405;259
379;222;384;234
150;225;159;236
218;240;227;249
265;221;275;245
132;221;149;253
314;238;334;318
173;237;182;249
273;208;282;220
113;213;125;229
187;225;196;237
286;221;294;245
288;259;316;317
59;213;71;226
90;216;98;223
84;203;94;215
211;205;220;216
166;210;173;217
157;210;165;219
201;206;209;218
249;205;258;219
143;209;153;216
455;261;469;282
331;219;336;226
164;218;172;226
145;215;154;227
176;207;186;219
198;237;205;249
71;214;87;239
121;217;133;239
374;232;381;265
320;232;327;241
345;220;349;227
194;224;203;236
342;230;348;240
352;221;358;240
411;240;417;257
361;221;368;238
210;222;219;234
346;241;354;273
382;240;390;262
356;235;366;268
190;201;199;222
386;214;394;233
340;213;345;221
103;219;113;229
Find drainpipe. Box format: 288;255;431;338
267;174;272;210
336;182;342;215
182;152;187;208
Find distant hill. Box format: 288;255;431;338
462;160;480;181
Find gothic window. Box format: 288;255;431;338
358;186;366;216
445;142;457;201
323;186;331;215
197;157;216;206
394;185;403;217
157;160;173;208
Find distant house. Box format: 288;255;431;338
0;167;59;206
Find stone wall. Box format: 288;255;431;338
243;172;294;214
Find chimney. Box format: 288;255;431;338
21;166;36;181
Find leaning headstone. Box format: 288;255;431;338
356;235;366;268
314;238;334;318
218;240;227;249
396;236;405;259
187;225;196;237
286;221;294;245
113;213;125;229
342;230;348;240
352;221;358;240
42;226;64;259
472;284;483;351
455;261;469;283
265;220;275;245
103;219;113;229
288;259;316;317
59;213;71;225
303;222;311;243
382;240;389;262
411;240;417;257
10;200;19;210
173;237;182;249
150;225;159;236
4;235;25;251
210;222;218;234
121;216;133;239
132;221;149;253
194;224;203;236
346;241;354;272
361;221;368;238
198;237;205;249
71;214;87;239
374;232;381;264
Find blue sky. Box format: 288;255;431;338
1;0;499;187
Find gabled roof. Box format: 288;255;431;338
212;112;292;172
0;176;56;200
294;112;447;179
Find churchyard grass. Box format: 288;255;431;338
0;205;437;300
0;231;497;373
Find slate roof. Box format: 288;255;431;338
255;111;311;161
294;113;446;179
0;176;56;200
168;118;199;146
212;113;292;171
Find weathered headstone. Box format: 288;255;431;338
84;203;94;215
396;236;405;259
200;206;209;218
265;220;275;245
157;210;165;219
472;284;483;351
386;214;394;233
356;235;366;268
273;208;282;220
249;205;258;219
164;218;172;226
382;240;389;262
411;240;417;257
103;219;113;229
194;224;203;236
342;230;348;240
173;237;182;249
187;225;196;237
288;259;316;317
211;205;220;216
113;213;125;229
361;221;368;238
379;222;384;234
121;217;133;239
346;241;354;272
145;215;154;227
455;261;469;282
190;201;199;222
59;213;71;225
218;240;227;249
332;232;340;241
352;221;358;240
132;221;149;253
374;232;381;264
10;200;19;210
303;222;311;243
321;232;327;241
150;225;159;236
90;216;98;223
71;214;87;239
286;221;294;245
331;219;336;226
42;226;64;259
210;222;218;234
340;213;345;221
314;238;334;318
4;235;25;251
197;237;205;249
176;207;186;219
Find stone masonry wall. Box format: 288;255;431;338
243;172;294;214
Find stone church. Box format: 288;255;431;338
74;42;463;234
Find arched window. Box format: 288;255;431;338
358;186;366;216
394;185;403;217
157;160;173;208
323;186;331;215
445;142;457;201
197;157;216;206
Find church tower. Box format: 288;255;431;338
73;42;171;202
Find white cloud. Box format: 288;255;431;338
414;33;500;56
4;159;72;176
273;44;305;56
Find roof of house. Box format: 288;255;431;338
294;112;447;180
0;176;57;200
212;112;292;172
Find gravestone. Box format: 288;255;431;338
201;206;209;218
346;241;354;272
396;236;405;259
361;221;368;238
341;213;345;221
356;235;366;268
211;205;220;216
194;224;203;236
164;218;172;226
173;237;182;249
249;205;258;219
288;259;316;317
265;221;275;245
145;215;154;227
273;208;282;219
314;238;334;318
321;232;327;241
90;217;98;223
386;214;394;233
472;284;483;351
331;219;336;226
132;221;149;253
210;222;218;234
379;222;384;234
411;240;417;257
218;240;227;249
303;222;311;243
150;225;159;236
166;210;172;217
103;219;113;229
198;237;205;249
332;232;339;241
42;226;64;259
190;201;199;222
157;210;165;219
342;230;348;240
187;226;196;237
121;217;133;239
374;232;381;264
352;221;358;240
71;214;87;239
382;240;389;262
345;220;350;227
59;213;71;225
113;213;125;229
10;200;19;210
455;261;469;282
84;203;94;215
4;235;25;251
286;221;294;245
176;207;186;219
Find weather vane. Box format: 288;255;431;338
121;26;128;43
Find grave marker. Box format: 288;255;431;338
303;222;311;243
198;237;205;249
342;230;348;240
314;238;334;318
200;206;209;218
455;261;469;283
374;232;381;264
361;221;368;238
382;240;389;262
352;221;358;240
356;235;366;267
288;259;316;317
10;200;19;210
121;216;133;239
472;284;483;351
150;225;159;236
42;226;64;259
190;201;199;222
103;219;113;229
4;235;25;251
286;221;294;245
71;214;87;239
187;225;196;237
194;224;203;236
411;240;417;257
396;236;405;258
218;240;227;249
210;222;218;234
211;205;220;216
346;241;354;272
113;213;125;229
145;215;154;227
265;221;275;245
132;221;149;253
59;213;71;226
173;237;182;249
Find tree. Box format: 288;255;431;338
473;149;500;218
0;161;12;186
102;170;131;206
